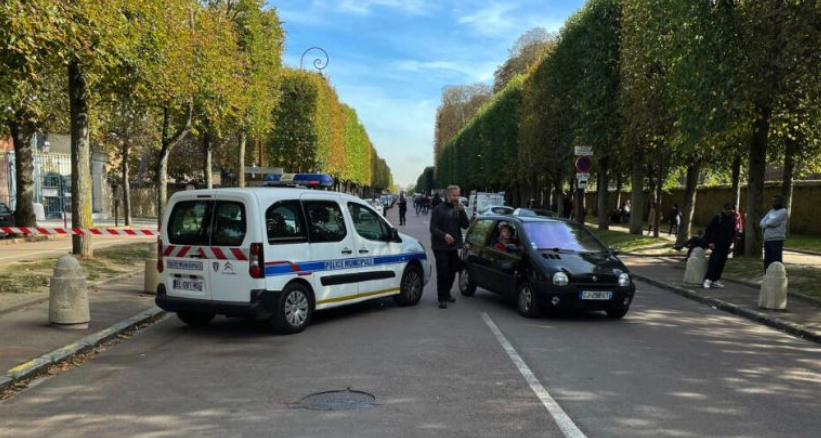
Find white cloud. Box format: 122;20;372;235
337;0;431;16
392;59;498;83
458;3;519;36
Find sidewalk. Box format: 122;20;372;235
625;256;821;343
0;273;161;390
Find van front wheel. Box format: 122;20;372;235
394;266;424;307
272;283;313;334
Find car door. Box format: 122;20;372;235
300;194;360;307
263;198;312;294
163;194;215;301
463;218;495;290
347;201;400;298
208;194;254;303
484;221;523;296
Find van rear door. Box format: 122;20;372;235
164;194;215;300
208;193;255;302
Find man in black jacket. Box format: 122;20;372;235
429;185;470;309
703;203;737;289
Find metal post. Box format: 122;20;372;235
114;199;119;227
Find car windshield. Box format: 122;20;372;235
522;221;608;253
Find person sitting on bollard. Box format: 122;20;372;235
673;229;708;260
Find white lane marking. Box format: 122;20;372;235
482;312;587;438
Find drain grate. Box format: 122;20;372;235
294;389;376;411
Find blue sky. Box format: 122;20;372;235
270;0;585;187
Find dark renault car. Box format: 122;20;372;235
459;216;635;319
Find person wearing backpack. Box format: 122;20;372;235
702;203;738;289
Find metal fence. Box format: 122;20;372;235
1;152;73;218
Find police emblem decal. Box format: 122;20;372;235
212;262;219;272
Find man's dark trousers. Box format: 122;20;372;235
764;240;784;270
706;246;730;282
434;250;459;303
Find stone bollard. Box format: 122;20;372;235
759;262;788;310
144;242;159;294
49;255;90;329
683;247;708;284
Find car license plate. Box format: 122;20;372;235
580;290;612;300
173;278;204;292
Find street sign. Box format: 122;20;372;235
575;156;593;173
574;145;593;156
576;172;590;190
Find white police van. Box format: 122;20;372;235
155;185;430;334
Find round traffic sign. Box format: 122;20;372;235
575;156;593;173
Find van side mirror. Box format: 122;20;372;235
389;227;401;242
609;248;621;256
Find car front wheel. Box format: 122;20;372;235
272;283;313;334
517;281;541;318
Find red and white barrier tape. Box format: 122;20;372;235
0;226;158;236
163;245;248;261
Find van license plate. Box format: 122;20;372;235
173;279;204;292
580;291;612;300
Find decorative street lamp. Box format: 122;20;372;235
300;46;329;73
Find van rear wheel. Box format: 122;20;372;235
272;283;313;334
177;311;215;327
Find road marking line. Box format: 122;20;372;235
482;312;587;438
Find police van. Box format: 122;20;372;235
155;184;431;334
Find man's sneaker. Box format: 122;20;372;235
703;279;712;289
712;281;726;289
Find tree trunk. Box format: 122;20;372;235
597;158;609;230
156;103;194;226
122;140;132;226
629;156;645;235
203;132;213;189
782;136;797;234
745;106;770;258
677;159;701;245
238;130;247;188
68;60;93;258
731;153;742;210
8;119;36;227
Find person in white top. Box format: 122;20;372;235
759;195;789;271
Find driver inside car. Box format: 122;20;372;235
494;224;520;252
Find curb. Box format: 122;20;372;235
786;248;821;257
0;307;165;393
632;273;821;345
0;267;145;316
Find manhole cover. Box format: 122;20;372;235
294;390;376;411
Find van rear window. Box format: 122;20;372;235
168;201;213;246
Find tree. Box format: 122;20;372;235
493;27;555;93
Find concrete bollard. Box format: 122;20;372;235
683;247;708;285
144;242;159;294
49;255;90;329
759;262;788;310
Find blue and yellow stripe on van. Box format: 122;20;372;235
263;252;428;277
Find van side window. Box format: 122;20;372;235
167;200;214;246
266;200;308;244
347;203;389;241
212;202;247;247
304;201;347;243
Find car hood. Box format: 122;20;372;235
536;250;627;284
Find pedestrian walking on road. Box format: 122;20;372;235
703;203;737;289
431;192;443;209
669;203;681;236
429;185;469;309
760;195;789;271
398;193;408;226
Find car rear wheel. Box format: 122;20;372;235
606;307;629;319
517;281;541;318
459;268;476;297
394;266;424;307
177;311;215;327
272;283;313;334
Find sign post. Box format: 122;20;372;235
574;147;593;226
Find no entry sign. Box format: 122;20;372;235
575;156;593;173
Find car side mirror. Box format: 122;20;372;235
505;244;522;254
388;227;401;242
609;248;621;256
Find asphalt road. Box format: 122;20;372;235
2;203;821;438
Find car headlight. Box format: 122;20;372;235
553;272;569;286
618;273;631;287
